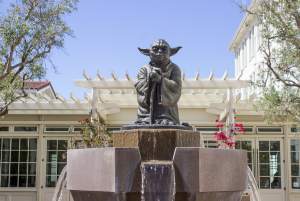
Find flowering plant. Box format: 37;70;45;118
214;118;245;149
74;116;112;148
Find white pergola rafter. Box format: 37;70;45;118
75;79;249;90
7;73;252;117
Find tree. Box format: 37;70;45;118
0;0;78;115
244;0;300;122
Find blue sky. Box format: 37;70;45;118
1;0;248;98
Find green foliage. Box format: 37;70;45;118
257;86;300;122
0;0;78;114
76;117;112;148
249;0;300;122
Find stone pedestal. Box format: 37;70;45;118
112;129;200;161
67;147;248;201
67;129;248;201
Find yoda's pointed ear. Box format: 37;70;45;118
138;48;150;56
170;46;182;56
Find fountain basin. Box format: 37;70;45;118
67;147;248;201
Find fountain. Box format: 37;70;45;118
65;39;249;201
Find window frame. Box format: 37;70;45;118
289;139;300;191
13;126;37;133
0;137;38;188
256;127;283;134
44;126;70;133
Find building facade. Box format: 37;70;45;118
0;1;299;201
1;75;299;201
229;1;300;201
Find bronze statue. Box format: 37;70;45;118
135;39;182;126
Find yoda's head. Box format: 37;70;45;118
138;39;181;66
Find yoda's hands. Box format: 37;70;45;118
150;71;162;83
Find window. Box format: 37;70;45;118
203;140;218;148
73;127;83;133
106;127;121;132
236;141;253;170
0;127;9;132
46;140;67;187
236;127;253;134
14;126;37;132
291;127;300;133
196;127;219;133
44;127;69;133
257;127;283;134
258;141;281;189
290;140;300;189
0;138;37;187
244;127;254;133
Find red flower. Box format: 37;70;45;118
225;141;236;148
214;131;229;141
234;123;245;133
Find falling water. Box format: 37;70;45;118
141;161;175;201
247;166;261;201
52;166;67;201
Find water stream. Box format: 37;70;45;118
141;161;175;201
52;166;67;201
247;166;261;201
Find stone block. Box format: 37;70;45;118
67;148;141;192
173;148;248;193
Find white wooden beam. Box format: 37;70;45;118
182;72;185;81
208;71;214;80
9;102;89;110
84;92;91;103
57;95;66;103
237;71;243;80
75;79;249;89
125;72;131;81
111;72;117;80
91;88;98;119
222;71;228;80
83;70;91;80
97;69;104;80
235;92;241;103
195;72;200;80
70;93;80;104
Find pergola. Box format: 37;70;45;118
74;71;254;121
7;71;257;122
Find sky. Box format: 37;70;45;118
1;0;249;98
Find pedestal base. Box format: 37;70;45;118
112;129;200;161
70;191;244;201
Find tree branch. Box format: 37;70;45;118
263;39;300;88
0;74;28;116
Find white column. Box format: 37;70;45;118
91;88;98;120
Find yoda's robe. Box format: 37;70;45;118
134;62;182;125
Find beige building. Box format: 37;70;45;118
0;1;299;201
229;1;300;201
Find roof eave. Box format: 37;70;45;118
229;0;259;52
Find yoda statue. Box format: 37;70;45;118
135;39;182;126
